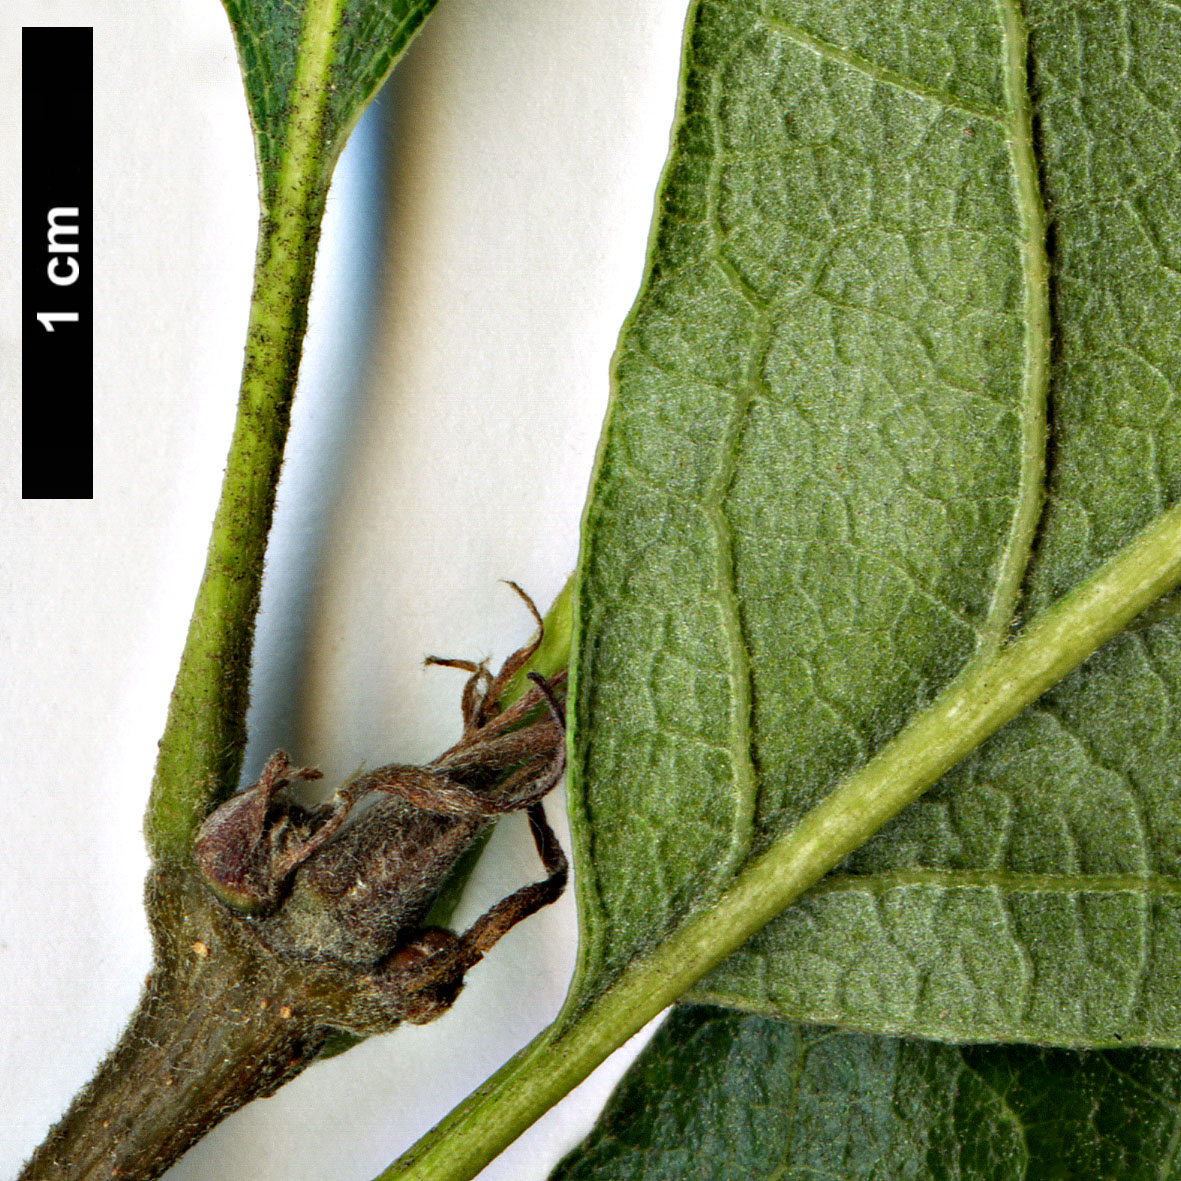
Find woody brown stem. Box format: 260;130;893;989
23;627;572;1180
19;867;339;1181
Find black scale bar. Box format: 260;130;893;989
23;26;93;499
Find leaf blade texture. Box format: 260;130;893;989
569;0;1181;1047
221;0;438;206
550;1004;1181;1181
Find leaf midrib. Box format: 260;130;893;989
269;0;347;213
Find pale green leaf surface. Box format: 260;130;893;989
569;0;1181;1046
550;1004;1181;1180
221;0;438;206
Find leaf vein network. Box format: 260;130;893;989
756;9;1005;125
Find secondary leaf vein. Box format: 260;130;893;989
804;868;1181;897
703;46;762;880
979;0;1052;655
757;10;1005;125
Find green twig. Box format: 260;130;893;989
145;0;348;861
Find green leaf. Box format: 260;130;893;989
569;0;1181;1046
384;0;1181;1174
146;0;438;860
223;0;438;208
551;1004;1181;1181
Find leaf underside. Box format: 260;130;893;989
551;1004;1181;1181
569;0;1181;1050
221;0;438;205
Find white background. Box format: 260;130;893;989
0;2;686;1177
